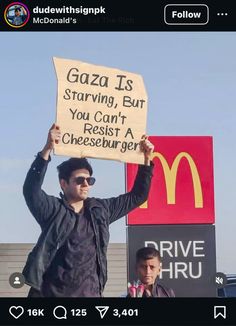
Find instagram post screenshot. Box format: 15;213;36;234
0;0;236;325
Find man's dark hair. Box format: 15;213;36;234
15;7;21;12
136;247;161;263
57;158;93;183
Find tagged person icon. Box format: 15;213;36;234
13;276;21;285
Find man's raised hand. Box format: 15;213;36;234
140;135;154;166
41;124;61;160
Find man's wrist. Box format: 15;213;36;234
144;157;151;166
40;146;52;161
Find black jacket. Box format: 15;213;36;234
22;153;154;293
151;282;175;297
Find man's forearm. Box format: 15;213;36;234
23;153;54;227
40;123;61;160
144;157;151;166
23;153;50;195
40;146;52;161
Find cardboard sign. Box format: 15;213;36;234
53;57;147;164
126;136;215;224
128;225;217;297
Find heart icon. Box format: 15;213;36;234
9;306;24;319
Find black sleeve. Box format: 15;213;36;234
23;153;57;228
100;162;154;224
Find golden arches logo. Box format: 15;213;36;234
141;151;203;209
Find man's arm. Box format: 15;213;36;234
40;123;61;160
23;124;61;227
21;7;27;16
100;136;154;224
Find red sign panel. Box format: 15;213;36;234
126;136;215;225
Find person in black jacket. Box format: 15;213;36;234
128;247;175;297
23;123;154;297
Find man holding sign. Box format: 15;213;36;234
22;124;154;297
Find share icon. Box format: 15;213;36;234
95;306;109;319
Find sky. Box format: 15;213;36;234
0;32;236;273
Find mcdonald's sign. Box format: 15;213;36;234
126;136;215;224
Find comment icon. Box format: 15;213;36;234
53;305;67;320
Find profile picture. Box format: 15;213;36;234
4;2;30;28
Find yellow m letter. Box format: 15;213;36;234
140;151;203;209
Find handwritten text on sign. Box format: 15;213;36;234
53;57;147;164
